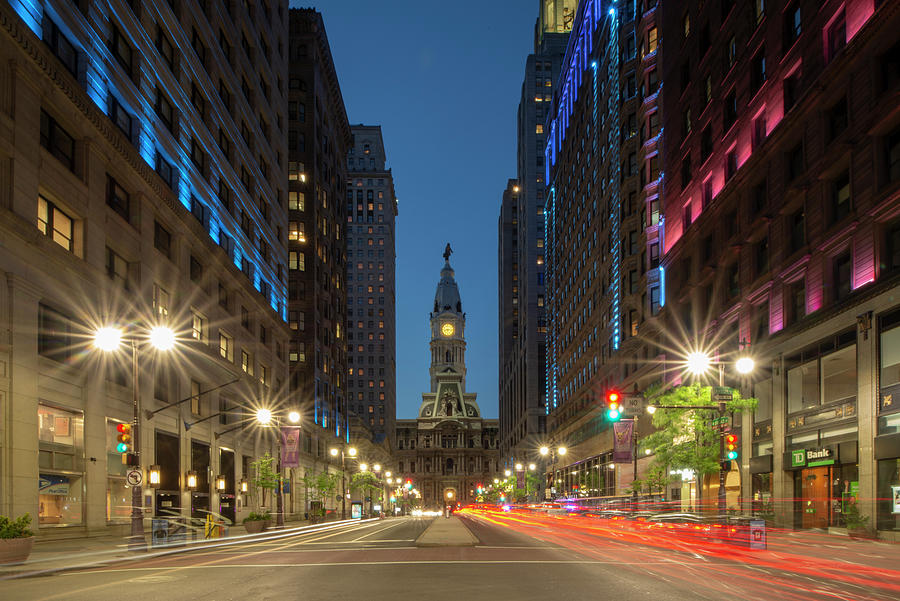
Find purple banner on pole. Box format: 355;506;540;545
613;421;634;463
281;427;301;468
516;470;525;490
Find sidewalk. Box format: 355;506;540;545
0;518;313;579
415;516;478;547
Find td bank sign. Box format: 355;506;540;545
791;447;835;468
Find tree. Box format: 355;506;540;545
641;383;756;511
250;452;279;509
301;469;342;516
350;471;383;510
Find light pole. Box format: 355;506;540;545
255;408;300;527
330;445;357;520
539;445;567;500
94;325;175;551
682;350;755;513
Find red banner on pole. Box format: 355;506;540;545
613;421;634;463
280;427;300;468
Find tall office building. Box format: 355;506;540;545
345;124;399;446
498;0;572;468
287;8;351;443
0;0;292;534
543;0;663;495
658;0;900;536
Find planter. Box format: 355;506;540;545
0;536;35;565
243;520;268;534
848;527;876;541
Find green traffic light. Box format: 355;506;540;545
726;451;738;460
607;409;621;421
116;442;128;453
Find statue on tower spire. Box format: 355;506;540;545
443;243;453;262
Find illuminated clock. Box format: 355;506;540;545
441;323;455;337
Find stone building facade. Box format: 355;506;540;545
395;250;500;508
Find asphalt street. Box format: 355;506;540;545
4;514;898;601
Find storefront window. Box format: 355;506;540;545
752;473;773;518
106;419;130;522
787;359;818;413
877;458;900;532
38;404;84;526
754;377;772;422
881;322;900;420
821;345;856;405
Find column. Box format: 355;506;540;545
856;311;877;522
771;354;789;528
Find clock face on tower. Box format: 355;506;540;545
441;323;455;337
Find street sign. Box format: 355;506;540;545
126;469;143;486
713;386;733;401
620;393;644;417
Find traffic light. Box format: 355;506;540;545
116;423;132;463
605;390;622;421
405;479;412;490
725;433;739;461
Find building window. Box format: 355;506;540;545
191;311;206;342
38;304;75;362
37;195;74;252
827;97;848;142
755;237;769;277
156;25;175;71
789;209;806;253
833;252;852;302
40;110;75;172
786;143;803;182
831;171;851;225
784;3;801;49
152;284;170;318
887;126;900;184
241;350;253;375
154;221;171;257
219;332;233;361
155;89;174;132
650;286;661;315
750;48;766;95
39;404;84;526
43;19;78;76
825;9;846;63
191;27;207;65
106;247;129;289
700;126;712;162
723;90;737;131
789;279;806;324
156;152;174;188
109;97;133;141
109;24;133;77
106;175;130;222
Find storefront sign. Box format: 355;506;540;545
790;448;835;468
38;474;69;495
806;447;834;466
892;485;900;515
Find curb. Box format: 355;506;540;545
415;517;479;547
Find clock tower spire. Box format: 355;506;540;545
430;244;466;391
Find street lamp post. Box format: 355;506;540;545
330;445;357;520
539;445;567;500
254;408;301;527
95;325;175;551
682;350;755;513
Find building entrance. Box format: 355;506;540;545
800;467;830;529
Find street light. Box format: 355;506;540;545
330;445;357;520
255;408;301;527
94;324;176;551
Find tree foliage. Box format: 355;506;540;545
640;383;756;506
350;471;383;503
250;452;279;508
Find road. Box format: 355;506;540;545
4;512;899;601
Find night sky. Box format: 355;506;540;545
299;1;537;418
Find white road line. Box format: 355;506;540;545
351;521;407;541
66;559;748;576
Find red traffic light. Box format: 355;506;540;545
607;391;620;404
116;423;130;433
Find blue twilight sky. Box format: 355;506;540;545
300;1;538;419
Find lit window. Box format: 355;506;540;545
37;196;74;252
536;124;544;134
